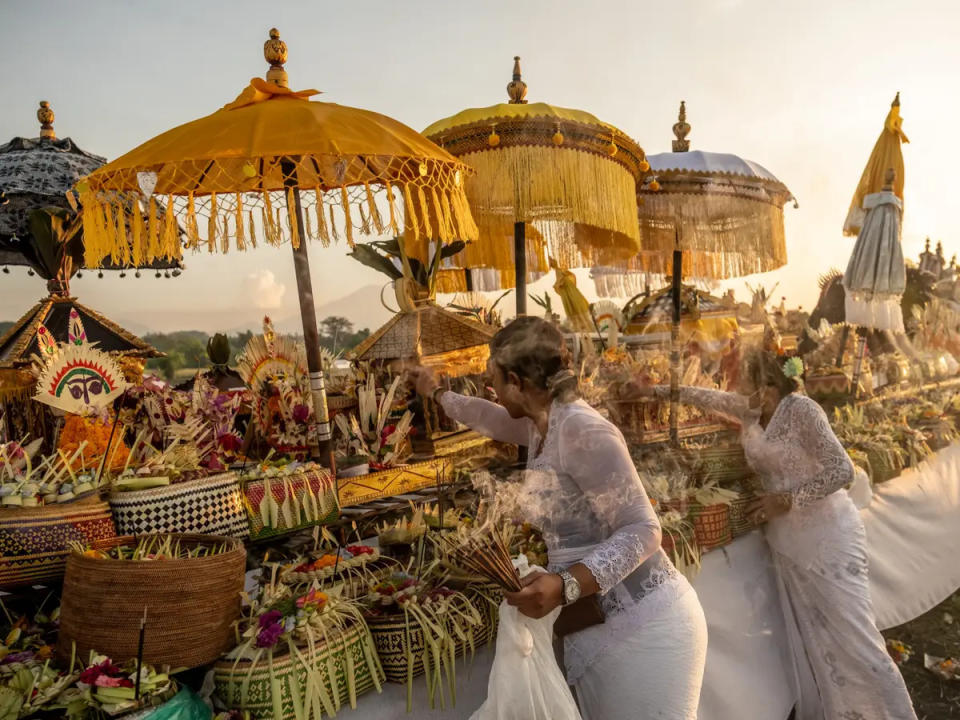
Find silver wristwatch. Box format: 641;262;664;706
558;569;581;606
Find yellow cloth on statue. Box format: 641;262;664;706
553;267;593;333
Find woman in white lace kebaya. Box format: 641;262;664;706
644;351;916;720
412;317;707;720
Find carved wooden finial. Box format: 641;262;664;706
37;101;55;140
507;56;528;104
264;28;288;88
672;100;690;152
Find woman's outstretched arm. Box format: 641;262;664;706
438;392;532;446
650;385;750;423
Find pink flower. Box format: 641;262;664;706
257;610;283;629
292;404;311;423
255;623;284;648
94;675;133;688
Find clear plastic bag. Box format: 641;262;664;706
470;559;582;720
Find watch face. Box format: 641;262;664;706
563;574;580;604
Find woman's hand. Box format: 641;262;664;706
746;493;793;524
502;571;564;619
406;366;439;397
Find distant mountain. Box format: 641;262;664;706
272;284;393;334
102;284;392;336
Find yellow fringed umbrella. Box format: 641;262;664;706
410;57;648;313
843;92;908;236
75;29;478;467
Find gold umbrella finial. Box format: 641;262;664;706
882;167;896;190
892;91;900;108
37;101;55;140
672;100;690;152
507;56;528;104
264;28;288;88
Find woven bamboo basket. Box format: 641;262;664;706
727;494;760;538
242;467;339;541
213;620;382;720
366;590;497;684
0;495;116;589
109;473;249;539
689;502;732;551
57;533;246;668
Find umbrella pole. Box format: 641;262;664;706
835;325;851;368
514;221;527;316
284;169;335;472
670;248;682;448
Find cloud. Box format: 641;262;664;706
243;270;286;309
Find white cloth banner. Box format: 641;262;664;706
863;442;960;629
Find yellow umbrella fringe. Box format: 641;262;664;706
163;194;178;260
131;198;145;264
403;184;419;242
234;193;246;251
102;202;117;264
340;186;354;246
416;186;431;241
428;187;444;243
271;207;281;246
329;205;340;244
259;207;270;248
147;197;159;264
286;187;301;250
186;192;200;250
386;182;400;236
79;194;100;267
365;182;384;234
447;190;466;243
245;210;257;249
207;192;218;254
431;187;450;243
115;201;130;266
358;203;371;236
304;204;313;242
441;189;455;242
263;191;276;244
221;212;230;254
313;188;330;246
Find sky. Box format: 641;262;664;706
2;0;959;335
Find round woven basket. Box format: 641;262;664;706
689;503;732;551
57;533;246;669
0;495;116;589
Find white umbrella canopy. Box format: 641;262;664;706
591;102;795;295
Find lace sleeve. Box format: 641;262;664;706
438;392;531;446
790;396;854;508
557;411;661;595
653;385;749;422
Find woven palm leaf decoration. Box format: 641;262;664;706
32;310;128;415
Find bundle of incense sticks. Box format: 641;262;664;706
442;526;522;592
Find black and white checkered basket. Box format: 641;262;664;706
109;473;250;539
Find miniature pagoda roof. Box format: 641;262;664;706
0;295;160;367
351;303;496;365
